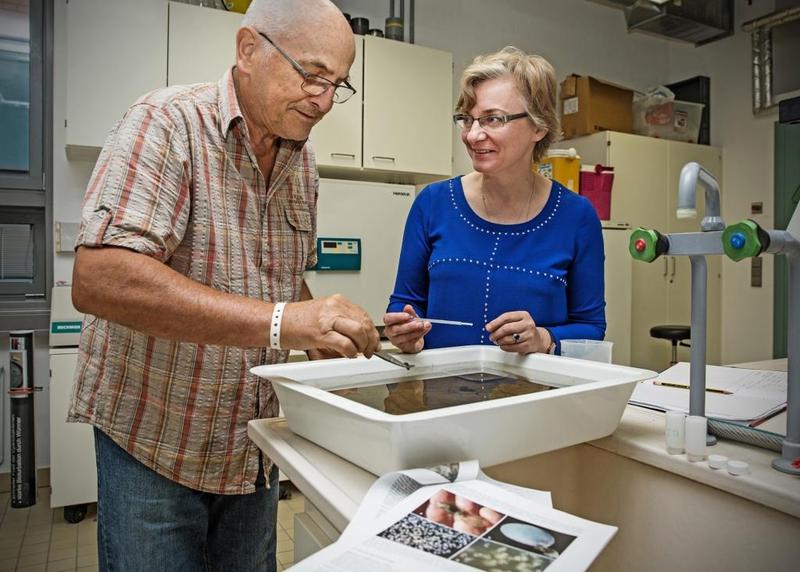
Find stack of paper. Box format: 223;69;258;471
289;460;617;571
629;362;787;427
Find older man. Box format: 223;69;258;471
69;0;376;569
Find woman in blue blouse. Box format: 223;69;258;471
384;47;605;355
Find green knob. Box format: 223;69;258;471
723;220;762;261
629;228;661;262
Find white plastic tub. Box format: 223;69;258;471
251;345;655;475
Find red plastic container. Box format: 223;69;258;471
579;165;614;220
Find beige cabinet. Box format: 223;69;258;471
49;349;96;511
313;36;453;180
65;0;167;160
65;1;241;161
556;132;723;372
362;36;452;177
308;38;364;170
602;226;633;366
65;5;452;181
167;2;242;86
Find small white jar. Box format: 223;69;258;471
685;415;708;462
664;411;686;455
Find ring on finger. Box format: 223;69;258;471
512;333;521;344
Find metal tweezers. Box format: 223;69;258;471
374;351;414;370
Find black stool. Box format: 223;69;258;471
650;325;691;365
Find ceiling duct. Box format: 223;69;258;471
591;0;734;46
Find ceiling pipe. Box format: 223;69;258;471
762;27;773;110
751;28;762;114
742;6;800;32
409;0;414;43
399;0;405;40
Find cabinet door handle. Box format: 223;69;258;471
663;257;669;277
670;256;676;281
330;153;356;159
371;156;396;162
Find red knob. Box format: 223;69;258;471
634;238;647;252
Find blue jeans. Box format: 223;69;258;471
94;428;279;572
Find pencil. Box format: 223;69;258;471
654;381;732;395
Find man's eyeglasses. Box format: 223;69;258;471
258;31;356;104
453;112;529;131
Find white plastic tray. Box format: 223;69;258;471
251;346;656;475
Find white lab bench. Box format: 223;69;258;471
247;359;800;571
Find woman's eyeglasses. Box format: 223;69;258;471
453;112;529;131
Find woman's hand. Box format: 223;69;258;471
383;304;431;354
485;311;551;354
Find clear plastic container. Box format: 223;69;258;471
560;339;613;363
634;100;704;143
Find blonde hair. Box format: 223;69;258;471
456;46;561;163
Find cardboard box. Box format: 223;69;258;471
560;75;634;139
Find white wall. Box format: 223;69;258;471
335;0;672;174
667;0;782;363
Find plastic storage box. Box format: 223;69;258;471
634;99;705;143
251;345;655;475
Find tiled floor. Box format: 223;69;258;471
0;484;302;571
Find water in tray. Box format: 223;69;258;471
330;367;556;415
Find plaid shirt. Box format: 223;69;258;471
68;69;318;494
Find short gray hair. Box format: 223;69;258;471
242;0;344;40
456;46;561;163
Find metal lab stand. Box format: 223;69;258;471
722;201;800;475
630;162;725;445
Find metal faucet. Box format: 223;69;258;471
631;162;725;445
723;202;800;475
677;162;725;231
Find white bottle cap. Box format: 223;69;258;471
664;411;685;455
707;454;728;470
727;460;750;476
545;148;579;159
684;415;707;462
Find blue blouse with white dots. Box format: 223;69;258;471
386;176;606;353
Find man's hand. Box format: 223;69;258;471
305;348;342;361
281;294;381;358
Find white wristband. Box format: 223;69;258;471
269;302;286;350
